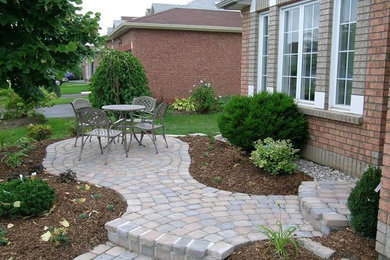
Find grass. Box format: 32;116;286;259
2;112;221;146
60;82;90;95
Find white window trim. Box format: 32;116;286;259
329;0;363;115
257;12;269;93
276;0;319;106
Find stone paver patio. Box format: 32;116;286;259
43;136;352;259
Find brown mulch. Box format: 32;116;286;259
179;136;378;260
0;140;126;260
179;136;313;196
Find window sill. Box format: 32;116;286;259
298;106;364;125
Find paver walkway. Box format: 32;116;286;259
43;136;318;259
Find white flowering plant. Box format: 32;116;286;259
190;80;217;113
250;137;299;175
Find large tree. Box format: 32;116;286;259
0;0;104;102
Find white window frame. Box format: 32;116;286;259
329;0;358;112
257;12;269;93
277;0;319;106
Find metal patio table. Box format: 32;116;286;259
102;104;145;157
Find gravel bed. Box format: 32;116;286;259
296;158;359;182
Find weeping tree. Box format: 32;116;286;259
0;0;104;104
89;50;151;108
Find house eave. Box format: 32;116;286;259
107;22;242;39
216;0;251;10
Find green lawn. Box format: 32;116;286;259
60;82;90;95
2;113;221;146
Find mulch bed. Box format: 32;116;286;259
179;136;313;196
0;140;126;260
179;136;378;259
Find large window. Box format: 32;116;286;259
332;0;357;106
257;14;269;92
279;1;319;102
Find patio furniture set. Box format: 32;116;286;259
70;96;169;164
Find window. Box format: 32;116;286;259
279;1;319;102
257;14;269;92
331;0;357;107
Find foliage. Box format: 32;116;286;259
15;137;36;152
190;80;217;113
92;193;101;199
251;138;299;175
27;124;53;141
0;0;103;103
216;95;233;112
89;50;150;108
0;178;55;218
0;226;8;246
214;176;222;184
258;204;299;259
1;150;26;168
0;88;55;119
218;92;308;152
42;226;69;247
347;165;382;238
66;120;78;136
172;98;195;112
79;213;88;219
106;204;115;212
0;132;7;150
57;169;77;183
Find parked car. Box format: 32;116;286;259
65;72;76;80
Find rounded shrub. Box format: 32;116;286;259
218;92;308;152
26;124;53;141
347;165;382;238
89;50;151;108
190;80;217;113
0;178;55;218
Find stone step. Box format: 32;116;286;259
299;181;352;235
105;218;234;260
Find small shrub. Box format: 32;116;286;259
218;92;308;152
0;88;34;119
15;137;36;152
214;176;222;184
172;98;195;112
92;193;101;199
1;151;27;168
190;80;217;113
79;213;88;220
0;227;9;246
106;204;115;212
66;120;78;136
347;165;382;238
251;138;299;175
57;169;77;183
27;124;53;141
0;178;55;218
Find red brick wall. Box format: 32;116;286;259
241;8;250;95
375;0;390;255
113;29;242;103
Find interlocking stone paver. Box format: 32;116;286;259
44;137;354;259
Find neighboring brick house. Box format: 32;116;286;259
107;8;242;103
217;0;390;258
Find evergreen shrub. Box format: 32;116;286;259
218;92;308;152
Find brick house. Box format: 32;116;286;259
217;0;390;258
107;8;242;103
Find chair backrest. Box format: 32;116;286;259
77;107;110;130
132;96;156;114
71;98;92;111
152;102;169;121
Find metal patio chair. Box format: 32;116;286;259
70;98;92;147
131;96;156;123
132;102;169;154
77;107;123;164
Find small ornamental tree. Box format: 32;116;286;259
89;50;151;108
0;0;103;103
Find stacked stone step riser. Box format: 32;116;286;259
105;218;235;260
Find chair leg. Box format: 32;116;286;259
97;137;103;154
74;127;80;147
162;126;168;148
140;133;144;146
78;135;85;161
151;130;158;154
